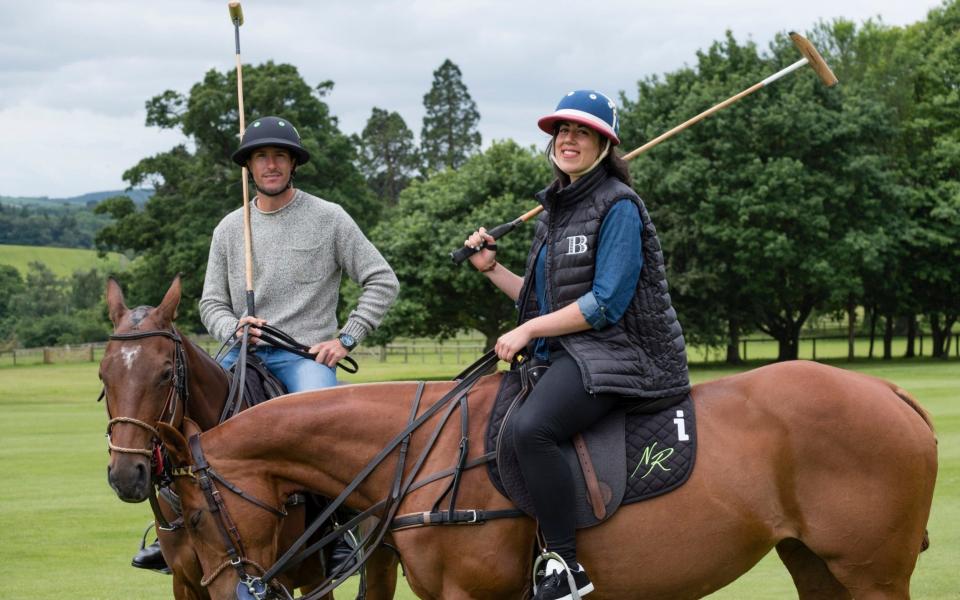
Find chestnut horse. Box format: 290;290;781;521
158;360;937;599
100;277;397;599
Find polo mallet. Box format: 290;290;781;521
450;31;837;264
228;0;257;317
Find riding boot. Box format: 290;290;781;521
534;558;593;600
131;540;170;573
327;534;359;577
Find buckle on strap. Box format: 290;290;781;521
465;509;478;523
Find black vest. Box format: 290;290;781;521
518;166;690;399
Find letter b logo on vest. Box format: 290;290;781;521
567;235;588;255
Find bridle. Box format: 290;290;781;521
101;329;189;458
100;328;190;530
171;434;290;600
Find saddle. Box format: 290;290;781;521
486;364;698;528
228;349;287;407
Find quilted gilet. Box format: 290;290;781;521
517;166;690;399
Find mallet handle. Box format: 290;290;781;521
229;1;255;311
452;30;838;265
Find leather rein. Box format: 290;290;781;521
170;350;522;600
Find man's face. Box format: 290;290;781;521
248;147;295;196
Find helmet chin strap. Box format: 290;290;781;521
552;139;611;179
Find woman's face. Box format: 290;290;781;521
553;121;603;181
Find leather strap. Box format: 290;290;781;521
573;433;606;520
391;508;525;530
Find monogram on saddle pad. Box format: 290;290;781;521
486;364;697;528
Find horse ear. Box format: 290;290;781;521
106;278;128;327
156;274;182;325
157;423;191;466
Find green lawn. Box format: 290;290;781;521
0;243;128;277
0;358;956;599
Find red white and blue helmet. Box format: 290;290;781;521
538;90;620;146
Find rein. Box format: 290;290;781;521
262;351;521;599
172;351;501;599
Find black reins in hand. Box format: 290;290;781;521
218;322;361;423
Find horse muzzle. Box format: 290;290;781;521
107;457;151;502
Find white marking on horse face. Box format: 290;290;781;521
121;347;140;370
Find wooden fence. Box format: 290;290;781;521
0;334;956;367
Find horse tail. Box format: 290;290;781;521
888;383;935;555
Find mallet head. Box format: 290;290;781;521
228;1;244;26
789;32;838;87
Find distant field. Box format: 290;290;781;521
0;243;128;277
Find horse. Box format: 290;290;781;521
100;276;398;599
157;357;937;599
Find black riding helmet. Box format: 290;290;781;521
231;116;310;166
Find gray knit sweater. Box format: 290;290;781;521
199;190;399;347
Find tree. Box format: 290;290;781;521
895;3;960;358
95;62;376;332
356;108;420;204
620;30;899;361
420;59;482;172
370;140;552;348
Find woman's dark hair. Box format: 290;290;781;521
545;132;632;187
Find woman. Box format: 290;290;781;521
464;90;690;600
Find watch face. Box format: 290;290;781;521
339;334;356;349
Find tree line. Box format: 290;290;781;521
9;3;958;362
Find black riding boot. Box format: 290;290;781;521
132;539;170;573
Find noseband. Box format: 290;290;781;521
101;329;189;458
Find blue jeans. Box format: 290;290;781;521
219;346;338;392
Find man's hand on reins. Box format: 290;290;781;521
310;339;349;368
236;316;268;344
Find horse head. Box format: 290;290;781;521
101;276;184;502
158;422;292;600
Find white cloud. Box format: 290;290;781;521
0;104;185;197
0;0;938;197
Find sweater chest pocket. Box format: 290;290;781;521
286;244;333;283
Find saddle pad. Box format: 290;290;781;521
485;371;697;526
623;395;696;504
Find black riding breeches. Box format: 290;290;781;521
510;351;618;564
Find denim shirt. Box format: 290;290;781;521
532;199;643;360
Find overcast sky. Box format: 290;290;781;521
0;0;940;198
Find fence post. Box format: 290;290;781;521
919;334;924;357
89;346;95;362
12;350;15;366
812;338;817;361
742;340;747;361
43;348;52;364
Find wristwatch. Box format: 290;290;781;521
337;333;357;351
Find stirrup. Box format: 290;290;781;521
532;551;586;600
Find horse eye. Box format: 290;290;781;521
161;368;174;382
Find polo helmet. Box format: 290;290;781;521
231;116;310;166
537;90;620;145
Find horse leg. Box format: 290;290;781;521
776;539;851;599
362;543;400;600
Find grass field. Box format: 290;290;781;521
0;357;956;599
0;243;128;277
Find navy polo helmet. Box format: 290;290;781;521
231;116;311;166
537;90;620;145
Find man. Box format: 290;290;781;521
201;115;399;386
132;115;399;572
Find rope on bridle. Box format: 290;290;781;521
106;416;162;457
